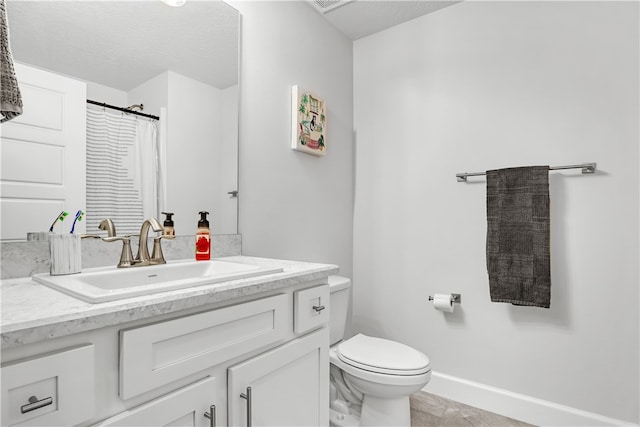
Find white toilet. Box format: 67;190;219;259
328;276;431;427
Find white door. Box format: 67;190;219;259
0;63;86;241
93;376;218;427
228;329;329;427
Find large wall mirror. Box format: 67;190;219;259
1;0;240;240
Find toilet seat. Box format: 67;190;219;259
330;346;431;388
337;334;430;376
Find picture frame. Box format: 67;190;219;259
291;85;326;156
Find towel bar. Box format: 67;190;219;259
456;162;596;182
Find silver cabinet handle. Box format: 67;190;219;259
240;386;252;427
204;404;216;427
313;305;326;313
21;395;53;414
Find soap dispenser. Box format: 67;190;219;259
162;212;175;236
195;211;210;261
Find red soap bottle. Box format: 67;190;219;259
195;211;210;261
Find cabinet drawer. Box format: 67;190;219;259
294;285;329;334
93;376;217;427
120;294;288;399
1;344;95;426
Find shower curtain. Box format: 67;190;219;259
86;107;160;235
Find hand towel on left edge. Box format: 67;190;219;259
0;0;23;123
486;166;551;308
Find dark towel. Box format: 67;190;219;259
486;166;551;308
0;0;23;123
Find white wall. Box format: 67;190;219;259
353;1;638;424
218;84;239;234
86;81;127;107
128;71;237;235
166;71;224;235
230;1;354;278
128;71;169;118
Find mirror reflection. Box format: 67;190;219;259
1;0;239;240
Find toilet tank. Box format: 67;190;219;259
328;275;351;346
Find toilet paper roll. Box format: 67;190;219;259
433;294;454;312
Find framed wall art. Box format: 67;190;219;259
291;85;326;156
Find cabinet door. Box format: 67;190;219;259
93;376;218;427
228;328;329;427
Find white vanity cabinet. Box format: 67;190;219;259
95;281;329;427
1;270;332;427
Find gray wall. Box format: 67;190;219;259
353;1;638;424
232;1;354;278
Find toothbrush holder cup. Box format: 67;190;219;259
49;234;81;275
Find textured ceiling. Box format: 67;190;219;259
5;1;457;92
310;0;460;40
6;1;239;91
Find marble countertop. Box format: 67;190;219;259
1;256;339;349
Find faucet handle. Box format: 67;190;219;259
102;234;138;241
101;236;135;268
102;236;128;243
151;234;175;264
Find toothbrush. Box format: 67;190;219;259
48;211;69;232
70;210;84;234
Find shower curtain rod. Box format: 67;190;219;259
456;162;596;182
87;99;160;121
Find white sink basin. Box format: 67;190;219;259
32;260;283;303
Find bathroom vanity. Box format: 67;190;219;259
0;256;338;426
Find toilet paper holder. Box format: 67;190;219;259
428;294;461;304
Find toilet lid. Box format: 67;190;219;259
337;334;430;376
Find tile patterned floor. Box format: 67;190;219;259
410;392;536;427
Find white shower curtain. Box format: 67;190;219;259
134;118;159;221
86;107;160;235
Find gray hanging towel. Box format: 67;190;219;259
0;0;23;123
486;166;551;308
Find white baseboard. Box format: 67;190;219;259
425;371;637;427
